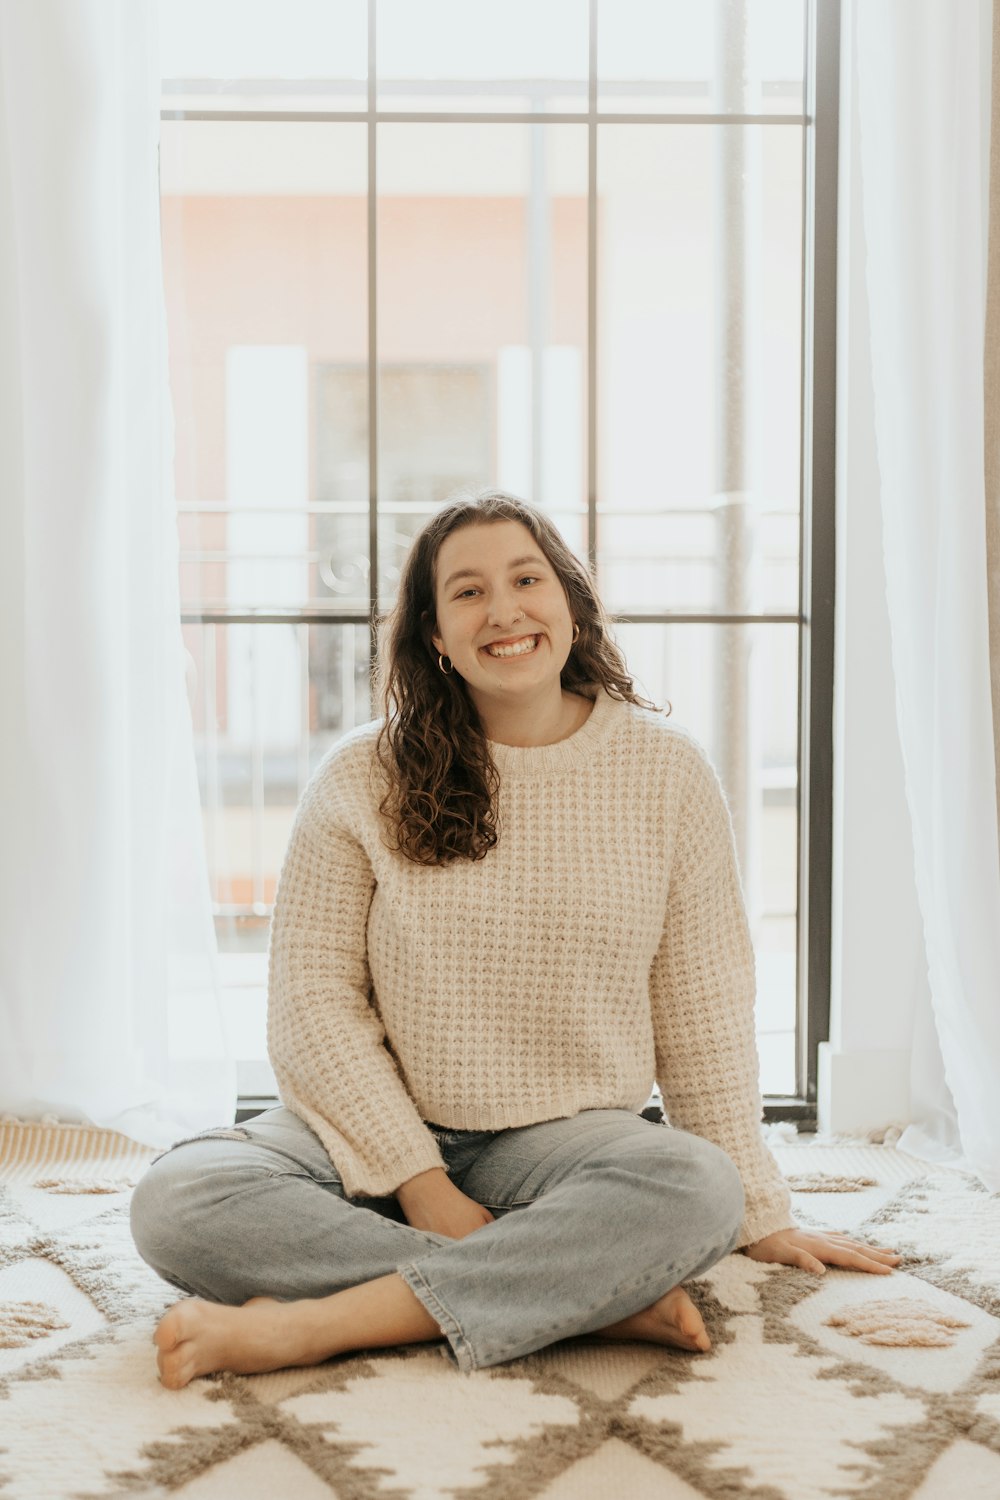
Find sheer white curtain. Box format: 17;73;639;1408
855;0;1000;1189
0;0;236;1145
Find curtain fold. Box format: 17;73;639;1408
987;0;1000;816
855;0;1000;1190
0;0;236;1146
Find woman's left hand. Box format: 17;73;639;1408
743;1228;903;1275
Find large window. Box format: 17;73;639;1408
159;0;836;1119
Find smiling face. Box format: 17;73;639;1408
430;519;576;714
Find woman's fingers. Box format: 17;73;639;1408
819;1246;903;1274
797;1233;904;1275
823;1233;902;1255
814;1233;903;1257
746;1229;904;1277
844;1254;893;1273
839;1242;903;1266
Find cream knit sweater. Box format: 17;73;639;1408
266;684;796;1250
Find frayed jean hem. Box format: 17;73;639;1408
397;1264;477;1373
399;1226;738;1372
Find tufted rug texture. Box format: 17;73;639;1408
0;1117;999;1500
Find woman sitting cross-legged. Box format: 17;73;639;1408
130;489;902;1390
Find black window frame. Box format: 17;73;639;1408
162;0;838;1128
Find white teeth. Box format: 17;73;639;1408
485;635;539;659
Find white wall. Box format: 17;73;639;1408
823;0;930;1134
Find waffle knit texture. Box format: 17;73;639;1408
266;685;796;1250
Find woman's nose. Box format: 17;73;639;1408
488;594;524;627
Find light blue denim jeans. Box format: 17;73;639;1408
130;1103;745;1373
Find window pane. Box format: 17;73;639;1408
158;0;367;113
597;122;802;615
162;121;368;613
377;0;588;113
597;507;800;616
183;622;372;917
597;0;805;116
159;5;818;1096
615;620;798;1095
182;620;370;1080
377;123;589;603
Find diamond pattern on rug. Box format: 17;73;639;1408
283;1353;581;1500
39;1202;180;1325
1;1130;999;1499
865;1171;1000;1313
697;1248;773;1313
536;1436;707;1498
0;1256;105;1375
789;1274;998;1392
171;1439;341;1500
770;1139;929;1234
909;1437;1000;1499
530;1339;670;1400
173;1440;353;1500
628;1311;928;1500
0;1326;243;1500
5;1180;137;1234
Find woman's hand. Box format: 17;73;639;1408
395;1167;495;1239
743;1228;903;1275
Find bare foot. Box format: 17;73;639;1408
153;1296;337;1390
595;1285;711;1353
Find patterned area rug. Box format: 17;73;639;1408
1;1119;999;1500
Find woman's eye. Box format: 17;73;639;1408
458;573;539;597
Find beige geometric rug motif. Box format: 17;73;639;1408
0;1299;71;1349
0;1126;998;1499
824;1296;972;1347
782;1172;879;1191
34;1177;142;1196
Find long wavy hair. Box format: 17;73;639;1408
374;489;668;865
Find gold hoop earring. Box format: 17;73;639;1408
571;623;580;644
438;653;454;675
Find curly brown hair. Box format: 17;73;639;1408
374;489;669;865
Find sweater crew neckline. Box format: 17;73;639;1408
486;685;622;779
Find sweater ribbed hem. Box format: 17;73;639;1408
324;1136;448;1201
412;1092;653;1134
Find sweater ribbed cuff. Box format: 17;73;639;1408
335;1134;448;1200
734;1211;799;1252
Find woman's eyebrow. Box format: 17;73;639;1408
441;554;548;592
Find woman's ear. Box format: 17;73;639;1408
422;608;443;657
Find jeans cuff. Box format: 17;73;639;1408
397;1264;477;1373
